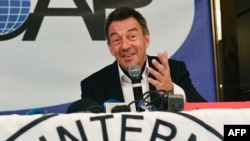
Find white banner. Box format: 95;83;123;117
1;109;250;141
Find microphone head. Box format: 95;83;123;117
67;98;104;113
111;105;131;113
128;64;141;79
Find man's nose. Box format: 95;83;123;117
121;38;130;50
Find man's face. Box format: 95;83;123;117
107;17;150;71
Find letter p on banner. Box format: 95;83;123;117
224;125;250;141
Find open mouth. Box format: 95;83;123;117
122;53;134;58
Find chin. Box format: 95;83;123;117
121;59;138;69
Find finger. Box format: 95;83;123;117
148;66;161;80
157;52;168;69
147;77;158;87
151;59;166;77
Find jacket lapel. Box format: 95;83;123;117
104;61;125;102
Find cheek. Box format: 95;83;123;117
108;45;115;56
109;47;118;56
138;42;148;53
110;50;115;56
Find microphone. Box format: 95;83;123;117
102;99;131;113
158;92;184;112
111;105;131;113
139;90;184;112
67;98;104;113
128;64;144;112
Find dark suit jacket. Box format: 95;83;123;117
81;56;206;108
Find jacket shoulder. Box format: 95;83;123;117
81;61;117;84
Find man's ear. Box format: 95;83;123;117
145;32;150;49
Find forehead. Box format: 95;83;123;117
108;17;141;35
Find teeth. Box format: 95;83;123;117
123;54;133;57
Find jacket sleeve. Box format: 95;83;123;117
169;60;207;102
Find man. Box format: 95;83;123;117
80;6;206;112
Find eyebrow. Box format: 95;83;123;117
109;27;138;38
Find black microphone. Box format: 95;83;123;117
128;64;144;112
111;105;131;113
140;90;184;112
67;98;104;113
101;99;131;113
158;93;184;112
